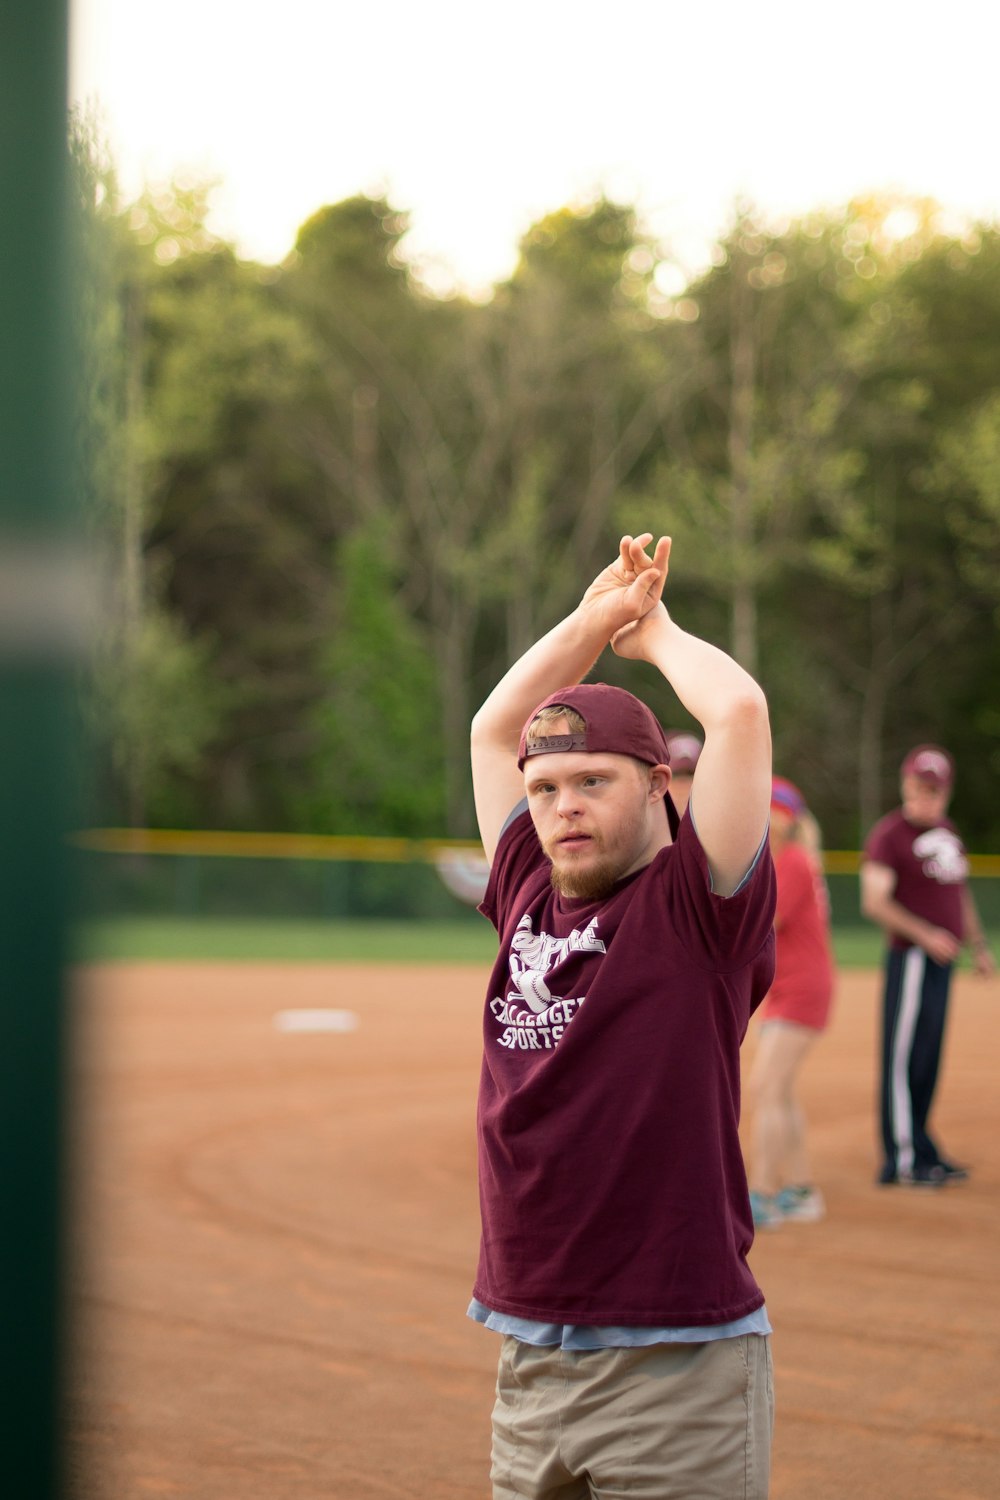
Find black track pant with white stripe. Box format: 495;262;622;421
879;946;952;1178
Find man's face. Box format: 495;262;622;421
523;732;667;900
901;774;951;827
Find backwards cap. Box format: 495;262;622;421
518;682;679;836
518;682;672;771
901;743;954;789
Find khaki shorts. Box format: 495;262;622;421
491;1334;773;1500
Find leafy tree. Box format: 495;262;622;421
628;197;999;844
87;610;224;826
296;529;445;835
72;127;1000;853
70;116;224;826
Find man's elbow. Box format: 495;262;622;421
720;683;770;741
470;705;498;751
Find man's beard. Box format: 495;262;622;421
549;853;630;901
545;805;648;901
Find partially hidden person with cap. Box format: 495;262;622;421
747;777;836;1229
468;532;777;1500
861;743;995;1187
663;729;702;816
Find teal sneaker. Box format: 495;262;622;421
775;1185;826;1222
750;1190;783;1229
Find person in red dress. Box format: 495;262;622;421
748;776;835;1228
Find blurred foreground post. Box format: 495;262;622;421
0;2;79;1495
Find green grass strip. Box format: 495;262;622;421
75;916;993;968
72;916;499;964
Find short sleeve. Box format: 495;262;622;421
864;815;897;869
478;804;543;933
664;815;776;973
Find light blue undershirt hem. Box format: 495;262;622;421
467;1299;771;1348
689;801;768;896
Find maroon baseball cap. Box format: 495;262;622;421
518;683;680;836
664;730;702;775
518;683;672;770
901;744;954;789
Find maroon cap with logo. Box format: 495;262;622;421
518;683;672;770
664;730;702;775
901;743;954;789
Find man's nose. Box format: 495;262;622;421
556;787;582;817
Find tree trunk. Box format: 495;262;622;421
857;633;890;842
728;252;758;674
123;285;146;828
436;594;477;838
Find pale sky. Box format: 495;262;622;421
70;0;999;294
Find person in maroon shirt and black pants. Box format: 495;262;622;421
861;744;994;1186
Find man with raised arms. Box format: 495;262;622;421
468;532;777;1499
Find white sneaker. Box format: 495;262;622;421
775;1185;825;1222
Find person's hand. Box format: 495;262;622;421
607;535;672;660
923;926;961;965
579;533;670;645
971;941;996;978
611;600;669;660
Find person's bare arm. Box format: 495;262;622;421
470;534;669;863
470;611;604;865
611;541;770;897
960;886;996;977
860;860;961;964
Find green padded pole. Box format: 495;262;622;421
0;2;78;1495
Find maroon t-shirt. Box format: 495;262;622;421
474;807;776;1328
864;808;969;950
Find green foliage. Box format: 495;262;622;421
72;114;1000;849
511;198;648;312
293;195;411;288
87;608;225;826
298;530;446;836
68;107;133;527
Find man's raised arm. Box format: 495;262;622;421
611;544;771;897
470;534;669;863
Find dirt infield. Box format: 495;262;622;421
66;962;1000;1499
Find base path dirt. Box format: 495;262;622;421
65;962;1000;1499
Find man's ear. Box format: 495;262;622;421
648;764;672;802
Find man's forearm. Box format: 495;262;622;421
636;612;767;732
866;895;935;947
472;608;606;750
864;891;959;961
610;601;770;892
961;887;988;949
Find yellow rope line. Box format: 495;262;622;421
70;827;485;863
68;829;1000;875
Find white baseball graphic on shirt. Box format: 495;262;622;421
912;828;968;884
507;913;606;1012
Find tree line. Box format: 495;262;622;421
71;116;1000;852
